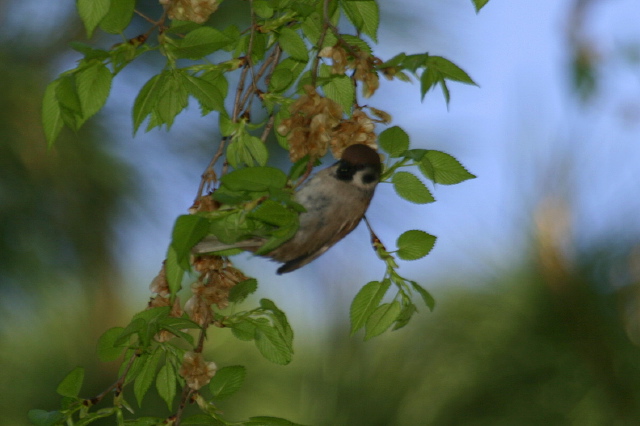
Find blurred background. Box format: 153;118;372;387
2;0;640;424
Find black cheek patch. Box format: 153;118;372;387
362;173;377;184
336;164;355;181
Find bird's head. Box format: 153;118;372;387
335;144;382;190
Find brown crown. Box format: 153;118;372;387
341;144;381;167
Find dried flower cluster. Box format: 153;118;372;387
319;45;349;75
189;194;220;215
185;256;248;326
159;0;219;24
277;86;344;162
149;264;171;297
179;351;217;390
278;86;384;161
319;44;381;98
329;109;378;159
148;264;184;342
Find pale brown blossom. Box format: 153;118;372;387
278;86;343;162
149;264;170;297
319;45;349;75
160;0;219;24
330;109;378;159
179;352;217;390
186;256;249;325
345;50;379;98
184;292;212;327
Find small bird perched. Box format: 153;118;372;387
193;144;382;274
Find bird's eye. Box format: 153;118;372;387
362;173;377;184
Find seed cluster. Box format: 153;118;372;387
159;0;219;24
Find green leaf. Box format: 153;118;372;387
228;279;259;303
254;323;293;365
56;75;82;115
156;363;177;411
340;0;379;42
115;317;147;347
340;34;372;55
220;167;288;192
472;0;490;12
378;126;409;158
392;303;418;330
399;53;428;74
76;61;113;121
99;0;135;33
410;281;435;311
245;136;269;166
219;112;236;137
269;58;307;93
396;230;436;260
350;280;391;335
322;74;354;113
420;56;476;103
426;56;477;85
230;320;256;341
254;222;298;255
70;42;110;60
27;410;64;426
42;80;64;147
391;172;435;204
133;74;162;133
182;74;225;114
165;245;186;296
156;71;189;129
226;139;243;168
419;66;439;101
278;28;308;61
248;199;298;227
253;0;274;18
181;415;225;426
301;11;337;46
97;326;127;362
77;0;110;38
365;301;402;340
209;365;247;400
174;27;233;59
56;367;85;398
171;215;210;269
167;20;203;34
379;52;406;68
420;150;476;184
134;348;163;407
246;417;305;426
259;299;293;346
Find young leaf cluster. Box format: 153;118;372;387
378;53;478;104
222;298;295;365
170;166;303;272
29;299;299;426
350;125;475;338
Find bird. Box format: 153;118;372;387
192;143;382;274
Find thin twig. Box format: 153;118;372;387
89;352;138;405
264;45;282;87
194;137;230;201
260;115;276;142
311;0;332;86
173;385;193;426
134;9;157;24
